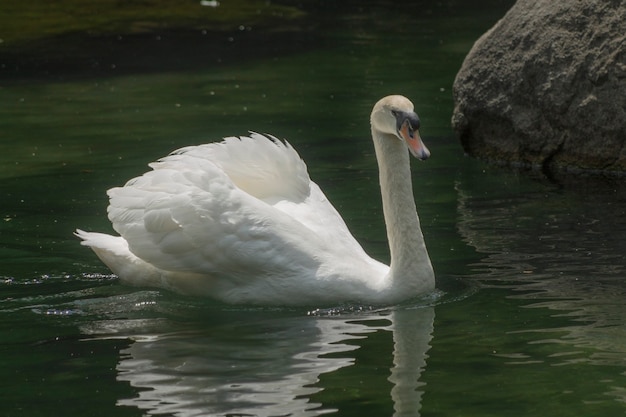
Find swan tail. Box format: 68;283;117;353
74;229;163;287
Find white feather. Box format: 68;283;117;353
77;97;435;305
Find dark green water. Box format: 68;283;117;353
3;1;626;416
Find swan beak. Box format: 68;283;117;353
399;119;430;160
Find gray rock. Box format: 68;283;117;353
452;0;626;178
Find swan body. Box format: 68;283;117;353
76;95;435;305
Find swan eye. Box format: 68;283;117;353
407;113;421;131
393;110;421;138
407;124;416;139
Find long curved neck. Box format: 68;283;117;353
372;128;434;294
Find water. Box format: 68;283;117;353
2;1;626;416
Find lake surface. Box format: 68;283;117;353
2;1;626;416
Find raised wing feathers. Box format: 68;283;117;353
107;134;351;281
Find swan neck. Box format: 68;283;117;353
372;128;433;292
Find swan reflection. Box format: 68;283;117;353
83;305;434;416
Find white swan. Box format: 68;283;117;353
76;95;435;305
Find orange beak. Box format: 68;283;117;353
399;120;430;160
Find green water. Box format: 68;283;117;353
3;1;626;416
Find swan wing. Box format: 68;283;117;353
107;134;368;285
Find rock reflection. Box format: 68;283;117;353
82;305;434;416
455;176;626;367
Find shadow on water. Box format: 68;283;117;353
1;29;321;82
0;0;513;82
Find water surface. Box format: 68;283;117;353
2;1;626;416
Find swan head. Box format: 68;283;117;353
370;95;430;160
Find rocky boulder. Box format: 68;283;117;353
451;0;626;178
